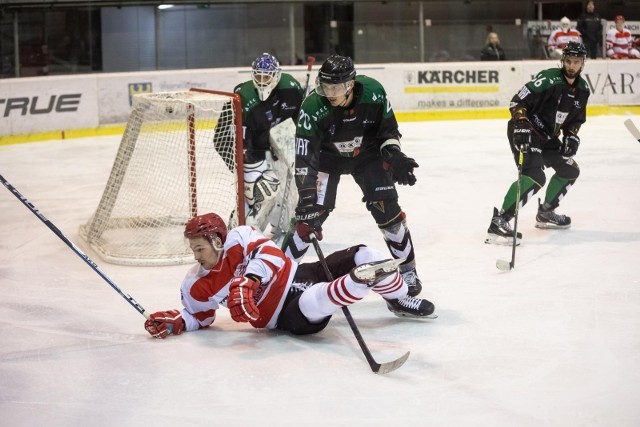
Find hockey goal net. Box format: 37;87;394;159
79;88;244;266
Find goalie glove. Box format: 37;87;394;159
380;141;419;186
144;309;185;339
560;134;580;157
228;276;261;323
244;160;281;209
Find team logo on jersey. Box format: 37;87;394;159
333;137;363;156
234;263;248;277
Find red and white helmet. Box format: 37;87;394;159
184;213;228;243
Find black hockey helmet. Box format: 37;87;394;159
561;41;587;77
562;41;587;58
317;55;356;85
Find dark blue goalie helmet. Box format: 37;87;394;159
251;53;282;101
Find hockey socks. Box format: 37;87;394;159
500;175;540;220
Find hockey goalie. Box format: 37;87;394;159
231;53;304;244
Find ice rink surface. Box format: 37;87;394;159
1;115;639;426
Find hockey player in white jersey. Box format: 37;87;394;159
144;212;434;339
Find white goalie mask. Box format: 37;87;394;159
251;53;282;101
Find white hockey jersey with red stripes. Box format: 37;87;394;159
606;27;638;58
179;225;296;331
547;29;582;52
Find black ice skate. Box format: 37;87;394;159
401;268;422;297
386;295;435;318
535;200;571;229
350;258;405;286
485;207;522;246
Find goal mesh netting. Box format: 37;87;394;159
79;89;243;266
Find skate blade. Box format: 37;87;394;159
391;312;438;319
354;258;405;282
485;233;520;246
535;222;571;230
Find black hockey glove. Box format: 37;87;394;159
295;205;325;242
560;134;580;157
381;145;419;186
511;119;532;152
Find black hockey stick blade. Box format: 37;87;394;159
309;234;411;374
624;119;640;142
374;350;411;375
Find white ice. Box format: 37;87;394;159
1;116;639;427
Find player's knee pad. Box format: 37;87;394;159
277;293;331;335
522;167;546;189
366;199;403;227
557;158;580;181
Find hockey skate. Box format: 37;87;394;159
386;295;435;318
401;268;422;297
350;258;405;286
485;207;522;246
535;199;571;229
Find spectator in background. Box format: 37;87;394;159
606;15;640;59
577;1;603;59
481;32;506;61
547;17;583;59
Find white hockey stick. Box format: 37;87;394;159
624;119;640;143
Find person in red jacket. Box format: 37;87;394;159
547;17;583;60
144;212;434;339
606;15;640;59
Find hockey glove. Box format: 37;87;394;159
144;309;185;339
244;161;281;209
228;276;261;323
560;134;580;157
295;205;325;242
511;119;533;152
381;145;419;186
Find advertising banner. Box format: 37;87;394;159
0;75;98;135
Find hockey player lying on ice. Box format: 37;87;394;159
144;212;435;338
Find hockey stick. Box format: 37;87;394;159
303;55;316;97
497;147;524;271
278;56;316;250
624;119;640;143
309;234;410;375
0;173;149;319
